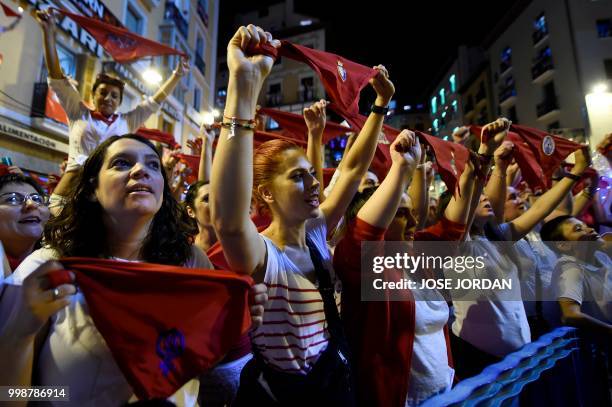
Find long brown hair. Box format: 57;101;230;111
43;135;192;264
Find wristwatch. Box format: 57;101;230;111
371;104;389;115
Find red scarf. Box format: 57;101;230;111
90;110;118;125
57;258;253;400
259;108;352;144
137;128;180;149
0;1;19;18
511;124;583;188
53;8;187;63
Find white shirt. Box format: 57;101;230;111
252;214;342;375
406;289;454;406
49;77;161;172
554;251;612;324
450;224;531;357
8;246;212;406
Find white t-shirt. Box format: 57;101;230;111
450;224;531;357
251;214;341;375
49;77;161;172
406;289;454;406
554;251;612;324
8;246;212;406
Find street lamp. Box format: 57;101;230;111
142;68;162;85
585;82;612;149
202;112;215;126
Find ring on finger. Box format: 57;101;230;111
52;287;61;300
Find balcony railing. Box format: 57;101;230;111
463;101;474;114
533;28;549;45
537;97;558;118
532;56;554;80
195;53;206;76
499;60;512;74
297;87;315;103
164;2;188;39
266;93;282;107
499;85;517;104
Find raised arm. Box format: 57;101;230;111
444;155;476;226
408;152;427;230
198;125;215;183
210;26;278;275
304;100;327;199
320;65;395;230
509;148;591;241
357;131;421;228
484;141;514;223
465;118;511;231
35;10;63;79
152;58;190;104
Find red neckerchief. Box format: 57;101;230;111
6;254;21;272
90;110;118;125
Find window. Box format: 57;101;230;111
300;77;314;102
534;13;547;33
431;96;437;114
162;118;174;135
267;83;282;106
57;45;77;78
433;119;439;131
452;100;458;113
193;87;201;111
500;47;512;72
605;59;612;79
196;35;205;57
439;88;446;105
449;75;457;93
125;4;143;34
597;19;612;38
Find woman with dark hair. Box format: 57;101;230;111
0;173;50;273
35;9;189;205
211;26;394;404
1;135;265;405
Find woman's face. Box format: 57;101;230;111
504;186;526;222
475;194;495;221
263;149;320;222
93;83;121;117
189;184;211;228
94;138;164;221
385;193;416;241
0;182;50;251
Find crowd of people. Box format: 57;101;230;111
0;14;610;407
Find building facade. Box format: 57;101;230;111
215;0;326;130
0;0;219;175
486;0;612;145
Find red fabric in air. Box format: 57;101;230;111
54;8;187;63
253;130;307;148
0;1;19;18
137;128;180;149
174;153;200;184
0;164;9;176
59;257;253;400
511;124;583;189
278;41;378;117
470;125;547;191
259;108;352;144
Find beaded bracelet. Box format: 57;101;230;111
220;119;256;138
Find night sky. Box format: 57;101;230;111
219;0;519;106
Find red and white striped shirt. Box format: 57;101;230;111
252;215;341;375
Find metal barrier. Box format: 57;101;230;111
422;327;581;407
